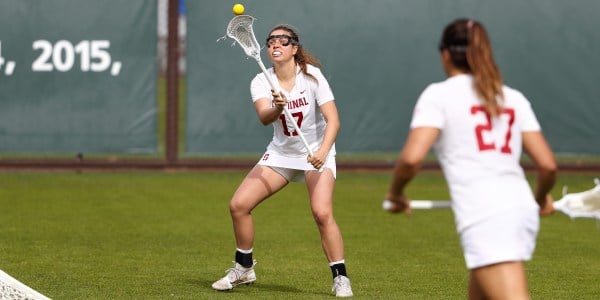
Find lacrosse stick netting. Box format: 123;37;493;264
224;15;315;157
0;269;51;300
554;178;600;219
226;15;261;60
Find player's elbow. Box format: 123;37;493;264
260;118;272;126
398;155;423;172
329;119;340;134
538;161;557;178
534;158;557;190
257;113;277;126
536;154;557;175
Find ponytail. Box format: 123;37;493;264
440;19;504;116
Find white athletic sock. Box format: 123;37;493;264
236;247;253;254
329;259;345;267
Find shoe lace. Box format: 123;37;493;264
332;276;349;292
225;264;244;282
225;261;255;282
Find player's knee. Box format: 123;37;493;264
229;199;251;216
312;209;333;226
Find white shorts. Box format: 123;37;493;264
256;150;336;182
459;208;539;269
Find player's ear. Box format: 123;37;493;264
440;49;451;61
440;49;453;75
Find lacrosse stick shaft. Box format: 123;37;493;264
391;179;600;218
411;200;452;209
409;200;571;210
256;59;314;157
383;199;452;210
408;197;599;219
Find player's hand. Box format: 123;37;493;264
384;193;412;216
307;149;326;169
271;90;286;111
539;194;555;216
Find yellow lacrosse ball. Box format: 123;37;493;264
232;3;245;15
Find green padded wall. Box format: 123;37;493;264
0;0;157;154
186;0;599;155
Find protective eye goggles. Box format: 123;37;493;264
266;34;298;47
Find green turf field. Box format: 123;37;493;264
1;171;598;299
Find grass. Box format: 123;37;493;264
0;170;599;299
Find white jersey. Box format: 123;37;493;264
411;74;541;231
250;64;335;158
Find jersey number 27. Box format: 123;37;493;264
471;105;515;154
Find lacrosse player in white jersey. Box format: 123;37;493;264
212;24;352;297
384;19;557;299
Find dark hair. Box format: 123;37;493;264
269;24;321;83
439;19;504;116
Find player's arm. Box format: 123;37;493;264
308;101;339;168
522;131;557;216
386;127;440;211
254;90;285;125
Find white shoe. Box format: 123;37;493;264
332;275;353;297
211;260;257;291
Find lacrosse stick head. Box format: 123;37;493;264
554;178;600;219
226;15;261;61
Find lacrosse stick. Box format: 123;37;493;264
382;200;451;210
0;269;52;300
224;15;314;158
553;178;600;219
383;178;600;220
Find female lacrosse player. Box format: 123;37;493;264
384;19;556;299
212;24;353;297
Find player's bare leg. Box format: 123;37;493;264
306;168;343;261
230;165;288;249
212;165;288;291
468;261;530;300
306;168;353;297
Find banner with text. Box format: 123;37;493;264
0;0;157;154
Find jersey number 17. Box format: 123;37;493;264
279;112;304;137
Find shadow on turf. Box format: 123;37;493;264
190;278;331;296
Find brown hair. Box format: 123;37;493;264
268;24;321;83
439;19;504;116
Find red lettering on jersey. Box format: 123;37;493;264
287;97;308;110
279;112;304;136
470;105;515;154
499;108;515;154
471;106;495;151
